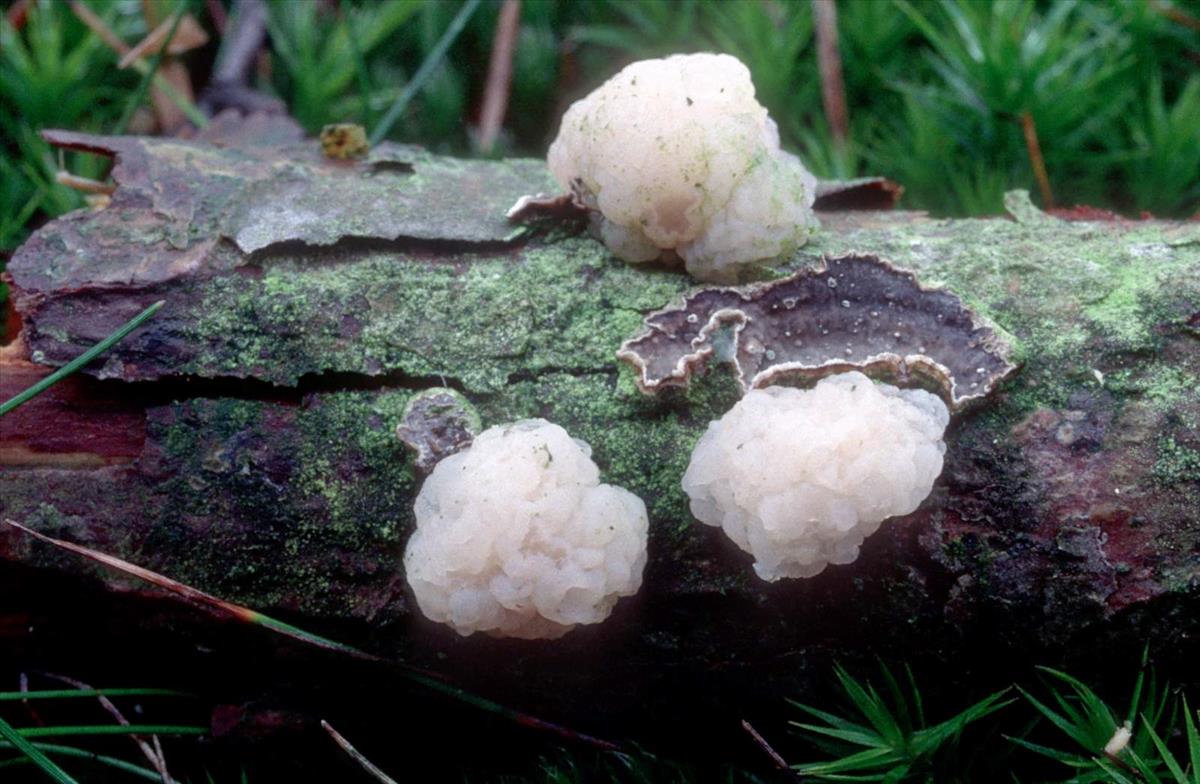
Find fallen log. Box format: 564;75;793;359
1;131;1197;742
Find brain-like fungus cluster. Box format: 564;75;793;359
682;372;950;581
399;57;1018;637
547;52;819;282
403;420;648;639
399;254;1015;632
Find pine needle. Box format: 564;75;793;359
0;300;163;418
2;519;620;753
0;715;79;784
369;0;482;145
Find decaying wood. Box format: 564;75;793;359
1;131;1197;736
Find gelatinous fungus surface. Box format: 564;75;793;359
618;253;1018;412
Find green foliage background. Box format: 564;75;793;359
2;0;1198;257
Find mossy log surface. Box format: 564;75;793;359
1;133;1198;733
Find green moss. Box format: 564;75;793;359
799;211;1199;417
166;200;1200;428
157;210;1199;612
1081;246;1175;349
292;389;416;539
185;236;690;390
475;370;730;546
137;390;418;618
1154;438;1200;487
12;204;1200;619
1106;362;1200;422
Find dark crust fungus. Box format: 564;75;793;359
506;176;595;223
813;178;905;211
507;177;904;228
395;388;481;475
617;253;1018;413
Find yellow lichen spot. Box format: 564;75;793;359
320;124;369;159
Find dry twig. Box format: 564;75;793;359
476;0;521;154
321;720;400;784
1020;110;1055;209
741;719;797;776
812;0;848;145
41;673;176;784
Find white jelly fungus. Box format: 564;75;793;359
681;372;949;581
547;52;818;282
403;419;648;639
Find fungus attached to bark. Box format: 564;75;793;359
403;419;648;639
682;372;949;581
547;53;819;282
395;388;480;475
618;253;1018;413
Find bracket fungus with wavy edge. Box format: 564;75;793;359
617;253;1018;413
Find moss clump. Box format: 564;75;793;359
477;372;689;532
1154;438;1200;487
185;236;690;390
138;391;417;619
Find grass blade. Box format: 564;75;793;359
1095;758;1141;784
1017;685;1095;748
1141;712;1188;783
113;1;188;134
835;666;904;749
0;689;188;702
0;300;163;417
0;742;164;781
795;744;903;775
369;0;481;145
877;662;913;736
790;700;874;736
1036;666;1118;742
1185;697;1199;782
16;725;207;739
344;9;375;127
0;715;79;783
1006;735;1092;766
791;721;883;748
1126;645;1149;727
911;691;1013;755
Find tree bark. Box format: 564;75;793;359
1;133;1198;734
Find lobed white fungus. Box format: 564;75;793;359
403;419;648;639
681;372;949;581
547;53;819;283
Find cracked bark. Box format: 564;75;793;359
1;132;1197;737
